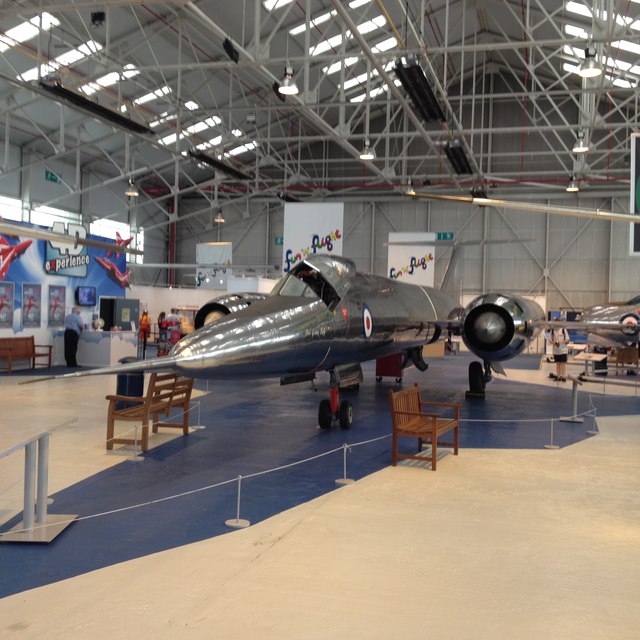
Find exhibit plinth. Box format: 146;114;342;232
77;330;137;367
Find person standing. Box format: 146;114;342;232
64;306;84;367
550;327;570;382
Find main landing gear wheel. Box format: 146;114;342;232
318;399;333;429
339;400;353;429
466;360;486;399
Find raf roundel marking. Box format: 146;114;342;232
620;312;640;335
362;304;373;338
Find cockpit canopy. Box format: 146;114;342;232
270;255;356;311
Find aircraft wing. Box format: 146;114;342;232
541;320;625;332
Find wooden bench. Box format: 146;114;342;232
0;336;52;373
105;372;194;452
612;345;639;374
388;384;461;470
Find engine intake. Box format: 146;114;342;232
194;293;268;330
461;293;544;362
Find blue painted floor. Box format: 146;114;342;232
1;353;638;598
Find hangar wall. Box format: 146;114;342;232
173;196;639;310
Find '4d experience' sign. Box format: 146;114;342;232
44;221;90;276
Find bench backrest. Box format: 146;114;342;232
146;372;193;410
388;386;421;430
0;336;35;355
615;346;639;365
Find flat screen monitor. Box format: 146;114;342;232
76;285;97;306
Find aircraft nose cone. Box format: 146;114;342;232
473;310;507;343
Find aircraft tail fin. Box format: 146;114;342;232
440;244;463;304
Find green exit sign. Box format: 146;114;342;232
436;232;454;241
274;236;284;246
45;170;61;183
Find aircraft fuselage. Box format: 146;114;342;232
171;270;456;379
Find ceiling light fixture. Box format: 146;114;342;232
125;178;139;197
572;130;589;153
278;66;299;96
214;207;225;223
359;141;375;160
578;46;603;78
566;174;580;192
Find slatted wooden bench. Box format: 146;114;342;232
105;372;194;452
388;384;461;470
0;336;52;373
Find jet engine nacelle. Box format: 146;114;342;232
461;293;545;362
194;292;269;330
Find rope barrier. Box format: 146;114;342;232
0;434;390;539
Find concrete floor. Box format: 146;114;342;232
1;358;639;639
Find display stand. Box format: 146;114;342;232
1;433;77;543
560;376;584;423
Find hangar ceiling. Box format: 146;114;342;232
0;0;638;224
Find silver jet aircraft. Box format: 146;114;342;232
547;294;640;348
50;253;551;428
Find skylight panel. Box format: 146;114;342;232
80;64;139;96
609;76;634;88
159;132;180;146
343;69;379;91
149;112;176;128
372;37;397;52
0;12;59;53
350;84;388;103
194;135;223;151
349;0;372;7
18;40;103;82
290;10;336;36
184;101;199;111
263;0;293;11
357;15;386;35
134;85;172;105
185;117;221;135
323;57;358;75
310;15;385;56
227;141;257;156
566;1;640;29
564;24;588;39
565;1;592;18
612;39;640;56
311;33;344;57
